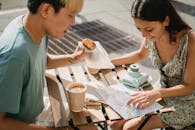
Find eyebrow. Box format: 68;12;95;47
136;26;153;30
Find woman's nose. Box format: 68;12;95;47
141;31;148;38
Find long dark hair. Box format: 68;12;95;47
131;0;191;42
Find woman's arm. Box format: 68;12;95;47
111;39;150;66
128;31;195;109
158;31;195;98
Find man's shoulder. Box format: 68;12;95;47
0;15;28;55
3;15;24;33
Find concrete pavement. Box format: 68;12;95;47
0;0;194;129
0;0;194;83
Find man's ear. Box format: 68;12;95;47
163;16;170;27
39;3;53;18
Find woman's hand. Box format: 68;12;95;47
127;89;161;109
72;45;87;62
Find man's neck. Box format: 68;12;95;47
23;13;45;44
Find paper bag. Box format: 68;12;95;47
85;41;114;69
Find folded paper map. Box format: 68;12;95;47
85;82;163;119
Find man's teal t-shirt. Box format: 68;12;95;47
0;15;47;123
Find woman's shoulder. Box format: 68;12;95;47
189;30;195;38
188;30;195;45
187;30;195;55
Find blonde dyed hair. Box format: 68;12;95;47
62;0;83;13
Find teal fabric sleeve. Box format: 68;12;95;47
0;55;25;113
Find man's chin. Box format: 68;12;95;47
58;36;65;39
51;34;65;39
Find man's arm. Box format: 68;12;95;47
47;46;87;69
0;112;98;130
47;53;75;69
0;112;56;130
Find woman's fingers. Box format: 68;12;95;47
128;95;146;105
130;92;140;96
128;92;147;103
139;101;151;109
127;91;154;109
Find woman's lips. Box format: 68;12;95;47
148;36;155;40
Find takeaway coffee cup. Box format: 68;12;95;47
66;82;87;112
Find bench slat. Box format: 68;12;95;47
101;69;120;85
46;74;69;127
104;105;121;120
70;65;88;83
66;66;106;125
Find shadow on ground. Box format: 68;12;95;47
173;1;195;17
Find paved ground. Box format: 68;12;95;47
0;1;194;129
0;0;194;101
78;0;195;83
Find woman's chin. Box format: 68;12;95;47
147;37;155;42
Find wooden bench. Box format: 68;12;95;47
46;65;124;129
46;64;175;129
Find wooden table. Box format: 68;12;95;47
46;64;172;130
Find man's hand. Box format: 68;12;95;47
72;45;87;62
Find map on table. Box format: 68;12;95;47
86;82;163;119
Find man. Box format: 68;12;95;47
0;0;97;129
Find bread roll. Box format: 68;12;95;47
82;38;96;50
87;67;99;74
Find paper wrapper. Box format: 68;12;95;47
85;41;114;69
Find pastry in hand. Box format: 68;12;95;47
82;38;96;51
87;67;99;74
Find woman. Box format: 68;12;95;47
111;0;195;129
0;0;97;130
